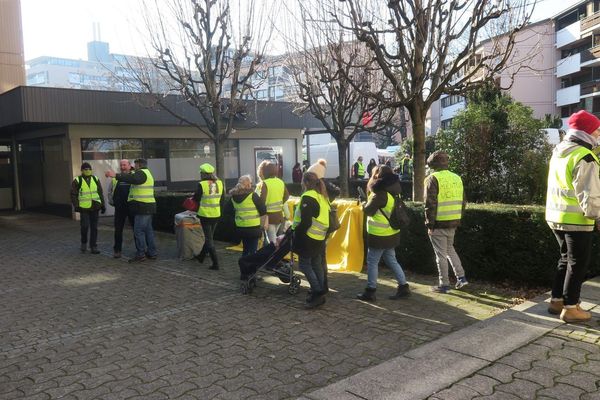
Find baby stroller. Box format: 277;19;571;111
238;228;302;295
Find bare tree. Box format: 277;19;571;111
331;0;535;201
284;2;396;196
130;0;274;177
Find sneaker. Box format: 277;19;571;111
90;247;100;255
128;255;146;264
145;254;157;260
80;244;87;253
560;304;592;323
455;277;469;290
113;251;122;259
431;285;450;294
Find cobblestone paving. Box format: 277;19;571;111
429;318;600;399
1;213;515;399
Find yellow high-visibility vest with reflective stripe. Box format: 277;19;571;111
292;190;330;241
232;193;261;228
128;169;155;204
264;177;285;214
431;170;463;222
366;192;400;236
76;176;101;209
198;179;223;218
546;146;599;226
357;162;365;177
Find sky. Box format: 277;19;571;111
20;0;583;62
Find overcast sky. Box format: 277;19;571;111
21;0;581;62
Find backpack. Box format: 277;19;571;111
380;193;410;229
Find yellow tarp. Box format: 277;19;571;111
227;197;365;272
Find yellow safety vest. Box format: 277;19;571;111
128;169;155;203
292;190;330;241
431;170;463;221
546;146;599;226
357;162;365;177
366;192;400;236
264;177;285;214
76;176;101;209
198;179;223;218
232;193;261;228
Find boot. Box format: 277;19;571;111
389;283;411;300
305;292;326;309
547;298;563;315
357;287;376;302
560;305;592;323
208;248;219;270
195;247;207;264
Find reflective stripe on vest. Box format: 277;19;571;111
431;170;463;221
77;176;101;209
232;193;260;228
546;146;599;226
357;162;365;177
292;190;330;241
367;192;400;236
198;179;223;218
128;169;155;203
264;177;285;213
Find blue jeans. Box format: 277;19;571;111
242;237;259;257
134;214;157;258
299;254;324;293
367;247;407;289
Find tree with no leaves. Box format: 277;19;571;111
132;0;274;178
284;2;396;196
331;0;535;201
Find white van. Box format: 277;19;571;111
306;136;380;178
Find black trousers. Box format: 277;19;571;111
201;222;216;251
552;230;592;306
113;207;134;252
80;209;99;247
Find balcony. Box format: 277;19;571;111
557;53;581;77
582;11;600;32
581;80;600;96
556;21;581;48
557;84;581;106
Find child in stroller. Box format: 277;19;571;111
238;228;302;294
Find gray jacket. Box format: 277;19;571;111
547;130;600;232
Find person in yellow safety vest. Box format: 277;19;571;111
225;175;267;257
545;110;600;323
353;156;366;179
292;172;330;309
107;159;134;258
106;158;157;263
193;163;224;270
71;162;106;254
424;151;468;294
357;165;411;302
256;161;290;244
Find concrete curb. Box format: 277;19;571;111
301;277;600;400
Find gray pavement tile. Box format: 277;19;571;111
555;370;600;393
478;364;520;384
429;384;480;400
537;383;586;400
513;366;560;388
495;378;542;399
454;375;499;396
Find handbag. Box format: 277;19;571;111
327;204;341;234
182;196;199;212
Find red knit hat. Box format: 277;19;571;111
568;110;600;135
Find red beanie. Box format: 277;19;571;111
568;110;600;135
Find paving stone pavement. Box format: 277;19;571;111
428;322;600;400
0;212;523;400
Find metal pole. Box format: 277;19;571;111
11;134;21;211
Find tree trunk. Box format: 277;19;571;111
337;140;350;197
214;135;226;188
409;105;426;202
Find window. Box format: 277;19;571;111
169;139;239;181
441;119;453;130
441;95;463;108
81;139;143;161
68;73;81;84
27;72;48;85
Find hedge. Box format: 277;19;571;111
154;192;600;286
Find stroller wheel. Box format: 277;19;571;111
288;275;301;295
240;282;249;295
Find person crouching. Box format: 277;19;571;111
225;175;267;257
292;172;330;309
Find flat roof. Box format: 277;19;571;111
0;86;324;132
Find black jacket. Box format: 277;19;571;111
70;175;105;212
363;174;402;249
116;168;156;215
292;194;326;257
193;179;225;226
224;188;267;239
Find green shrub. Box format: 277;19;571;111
154;192;599;286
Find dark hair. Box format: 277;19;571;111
80;162;92;170
294;162;300;168
377;165;394;178
134;158;148;168
200;171;217;181
369;159;377;165
302;172;326;195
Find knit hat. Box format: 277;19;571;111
80;162;92;170
568;110;600;135
199;163;215;173
307;159;327;179
427;151;449;170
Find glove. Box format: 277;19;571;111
101;207;106;214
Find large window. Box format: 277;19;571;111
169;139;239;181
441;95;463;108
81;139;143;160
